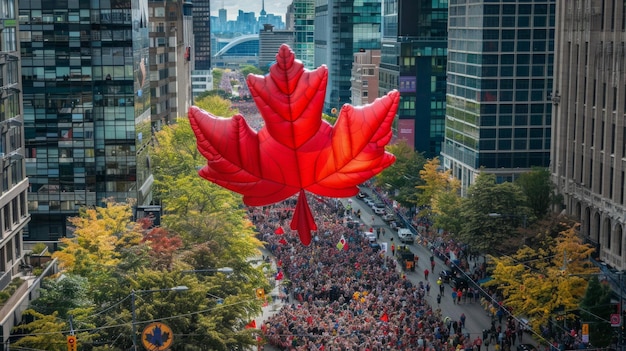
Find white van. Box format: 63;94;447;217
397;228;415;244
363;231;377;242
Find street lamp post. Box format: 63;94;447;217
131;285;189;351
181;267;234;275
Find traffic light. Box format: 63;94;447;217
67;335;77;351
255;288;265;300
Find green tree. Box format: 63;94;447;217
30;275;91;317
374;140;426;208
194;94;238;117
12;311;69;351
515;167;555;219
457;172;529;254
579;276;615;347
240;65;263;77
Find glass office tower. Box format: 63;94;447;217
379;0;447;157
314;0;381;113
20;0;154;240
441;0;555;193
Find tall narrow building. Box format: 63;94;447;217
149;0;194;128
0;0;30;341
193;0;211;70
20;0;154;241
292;0;315;69
442;0;555;193
314;0;381;112
551;0;626;270
379;0;447;157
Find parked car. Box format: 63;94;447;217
439;269;456;283
357;192;368;199
373;207;386;215
382;213;396;222
364;198;375;207
450;276;469;290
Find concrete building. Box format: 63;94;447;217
351;49;380;106
314;0;381;113
551;0;626;270
441;1;555;194
379;0;448;157
149;0;194;127
20;0;154;241
259;24;294;69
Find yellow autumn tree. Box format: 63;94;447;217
417;157;459;207
52;202;142;275
487;225;597;331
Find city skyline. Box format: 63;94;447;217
211;0;291;20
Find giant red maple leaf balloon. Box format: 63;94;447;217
189;44;399;245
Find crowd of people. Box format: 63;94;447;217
249;196;481;351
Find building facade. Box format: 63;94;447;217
551;0;626;270
259;24;294;69
379;0;447;157
314;0;381;113
0;0;30;329
148;0;193;128
292;0;314;69
442;0;555;193
350;49;380;106
192;0;211;70
20;0;154;241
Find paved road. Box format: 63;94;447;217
256;192;539;350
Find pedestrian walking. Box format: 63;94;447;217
457;289;463;304
460;313;466;328
424;268;429;280
436;293;441;305
426;282;431;296
473;336;483;351
391;243;395;256
431;259;436;273
452;290;457;304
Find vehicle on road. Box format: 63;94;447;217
397;228;415;244
396;245;415;271
357;192;368;199
439;269;456;283
517;344;537;351
381;213;396;222
450;275;469;290
363;231;377;242
373;207;386;215
364;198;375;207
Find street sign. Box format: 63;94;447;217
141;322;173;351
611;313;622;327
67;335;77;351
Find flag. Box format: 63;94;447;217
274;227;284;235
275;271;284;280
278;238;288;245
245;320;257;329
380;313;389;322
336;235;348;251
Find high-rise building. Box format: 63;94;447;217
442;1;555;193
20;0;154;241
314;0;381;113
259;24;294;69
0;0;30;341
292;0;314;69
351;49;380;106
379;0;447;157
193;0;211;70
149;0;194;127
551;0;626;270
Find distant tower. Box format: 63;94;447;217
260;0;266;16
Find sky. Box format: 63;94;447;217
211;0;293;21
